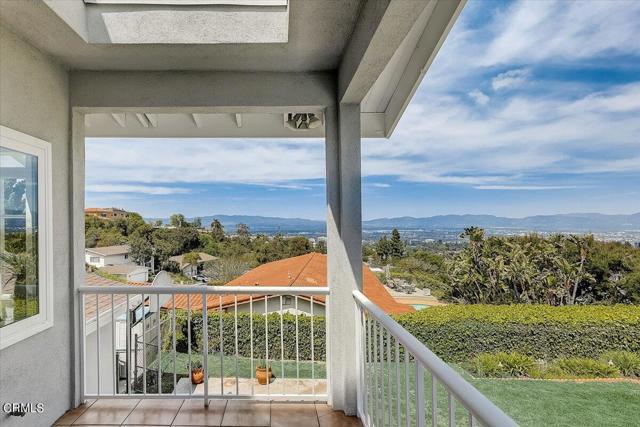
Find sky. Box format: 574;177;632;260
86;0;640;220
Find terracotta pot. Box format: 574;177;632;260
255;366;274;385
191;368;204;385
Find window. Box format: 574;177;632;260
90;256;100;263
0;126;53;349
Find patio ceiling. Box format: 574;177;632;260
0;0;464;138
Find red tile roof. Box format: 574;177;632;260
169;253;413;314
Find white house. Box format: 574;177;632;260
85;245;131;268
100;264;149;283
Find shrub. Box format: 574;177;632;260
552;358;619;378
471;353;504;377
395;304;640;362
470;352;537;378
600;351;640;377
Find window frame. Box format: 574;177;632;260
0;125;54;350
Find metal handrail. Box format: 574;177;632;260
353;290;517;427
78;285;330;295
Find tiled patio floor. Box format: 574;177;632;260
53;399;362;426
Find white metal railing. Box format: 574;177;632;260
353;290;517;427
78;285;329;404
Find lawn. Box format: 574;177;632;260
470;376;640;427
151;350;326;379
362;360;640;427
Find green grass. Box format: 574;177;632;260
470;376;640;427
362;360;640;427
150;351;326;379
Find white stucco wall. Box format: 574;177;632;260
84;310;144;396
85;252;129;267
0;25;72;427
229;296;325;317
126;269;148;283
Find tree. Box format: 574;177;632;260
314;239;327;254
287;236;312;257
210;219;226;242
375;236;393;261
183;251;202;276
169;213;187;228
390;228;404;259
129;224;155;269
192;217;202;229
236;223;250;238
203;258;251;285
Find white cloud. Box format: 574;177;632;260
86;138;326;186
369;183;391;188
86;184;192;195
474;185;582;191
468;89;490;105
481;1;640;66
491;68;531;90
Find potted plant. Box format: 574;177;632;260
255;359;274;385
190;361;204;385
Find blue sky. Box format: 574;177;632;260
86;0;640;220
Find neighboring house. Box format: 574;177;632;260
85;207;128;220
167;253;413;316
168;252;218;277
100;264;149;283
85;245;131;268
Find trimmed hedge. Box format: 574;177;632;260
395;304;640;362
162;310;325;361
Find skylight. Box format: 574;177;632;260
82;0;289;44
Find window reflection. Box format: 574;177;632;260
0;146;39;327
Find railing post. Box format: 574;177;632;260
79;293;86;402
202;292;208;407
416;363;425;427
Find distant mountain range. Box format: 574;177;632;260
149;212;640;233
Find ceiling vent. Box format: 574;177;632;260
284;113;323;131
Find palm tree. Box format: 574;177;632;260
183;252;201;277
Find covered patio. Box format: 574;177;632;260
0;1;515;426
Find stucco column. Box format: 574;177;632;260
71;110;86;406
325;103;362;415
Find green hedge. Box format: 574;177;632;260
162;310;325;361
395;304;640;362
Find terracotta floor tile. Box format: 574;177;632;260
122;398;183;425
318;411;363;427
221;400;270;426
53;400;95;425
171;399;226;426
270;403;319;427
314;403;333;418
72;399;139;425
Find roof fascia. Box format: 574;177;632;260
338;0;426;105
